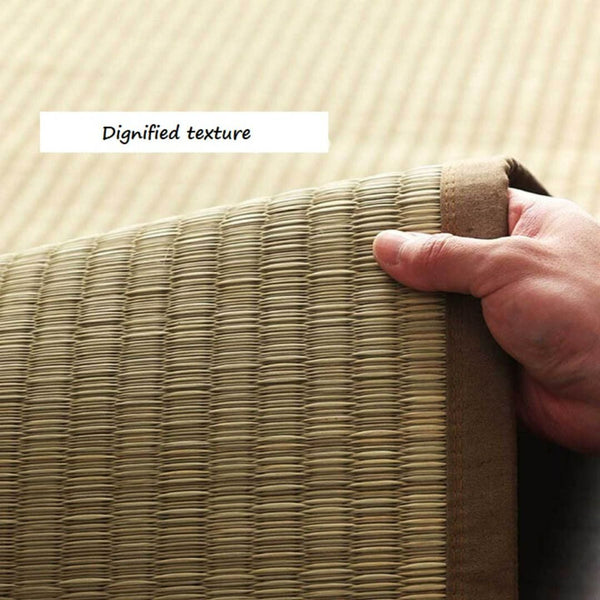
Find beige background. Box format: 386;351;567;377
1;0;599;253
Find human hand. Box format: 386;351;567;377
373;188;600;452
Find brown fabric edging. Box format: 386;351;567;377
441;156;549;600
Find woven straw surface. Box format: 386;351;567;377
1;0;600;254
0;166;446;599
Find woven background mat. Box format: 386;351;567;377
1;0;599;254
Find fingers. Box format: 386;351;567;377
507;187;539;235
372;230;508;296
508;187;585;236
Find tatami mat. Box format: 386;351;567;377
0;167;447;599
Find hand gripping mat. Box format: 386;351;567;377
0;156;548;599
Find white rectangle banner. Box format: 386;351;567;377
40;111;329;153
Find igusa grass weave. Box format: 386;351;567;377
0;166;445;599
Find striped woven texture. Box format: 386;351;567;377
1;0;600;255
0;166;446;599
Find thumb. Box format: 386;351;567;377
372;230;506;296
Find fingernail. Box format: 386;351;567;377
373;230;410;265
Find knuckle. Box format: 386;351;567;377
477;237;557;297
416;233;453;270
507;236;554;268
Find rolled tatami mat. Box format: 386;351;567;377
0;156;548;599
